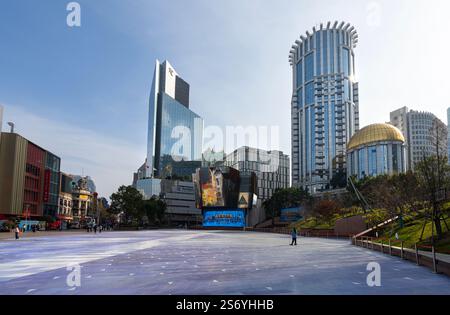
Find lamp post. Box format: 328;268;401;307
7;122;15;133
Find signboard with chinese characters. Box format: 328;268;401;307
203;209;246;228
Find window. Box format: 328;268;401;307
305;82;314;105
316;33;321;76
296;60;303;88
322;30;328;74
368;146;377;176
297;88;303;108
305;53;314;82
342;48;350;77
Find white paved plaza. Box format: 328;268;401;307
0;230;449;295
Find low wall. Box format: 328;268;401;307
335;215;367;235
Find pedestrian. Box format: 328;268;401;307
93;224;97;234
290;227;298;246
15;226;20;240
99;225;103;233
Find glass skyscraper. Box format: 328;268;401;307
289;21;359;193
146;60;204;178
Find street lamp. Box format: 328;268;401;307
7;122;14;133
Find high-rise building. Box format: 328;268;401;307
390;107;448;169
289;21;359;193
146;60;203;179
224;146;290;202
0;132;61;219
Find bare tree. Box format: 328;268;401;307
416;118;450;241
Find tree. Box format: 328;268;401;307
416;155;450;240
415;118;450;241
313;199;340;224
141;197;167;226
109;186;144;225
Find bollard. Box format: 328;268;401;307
381;240;384;253
415;243;420;266
401;241;404;259
432;246;437;274
389;239;392;255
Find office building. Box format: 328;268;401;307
347;123;406;180
390;107;448;169
224;146;290;202
145;60;203;179
0;132;61;219
289;21;359;193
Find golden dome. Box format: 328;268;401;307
347;123;405;151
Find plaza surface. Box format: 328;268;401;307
0;230;449;295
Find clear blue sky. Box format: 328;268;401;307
1;0;449;198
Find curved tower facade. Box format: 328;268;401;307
289;21;359;193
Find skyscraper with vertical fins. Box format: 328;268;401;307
289;21;359;193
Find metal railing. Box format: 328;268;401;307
352;236;450;277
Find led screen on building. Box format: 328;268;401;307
195;167;240;208
203;209;246;228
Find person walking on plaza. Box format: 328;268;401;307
15;226;20;240
93;224;97;234
290;227;298;246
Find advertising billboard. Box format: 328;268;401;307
43;169;50;203
203;209;246;228
196;167;240;208
280;207;303;222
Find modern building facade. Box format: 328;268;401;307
224;146;290;202
58;172;74;227
136;178;201;225
347;124;406;180
160;179;201;225
390;107;448;170
43;152;61;217
146;60;203;179
0;132;61;218
289;21;359;193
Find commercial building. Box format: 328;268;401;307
347;123;406;180
193;166;262;227
145;60;204;179
58;172;74;228
223;146;290;202
0;132;61;219
289;21;359;193
390;107;448;170
136;178;201;225
71;176;97;225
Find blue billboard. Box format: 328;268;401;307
280;207;303;222
203;209;246;228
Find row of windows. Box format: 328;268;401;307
26;164;40;177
